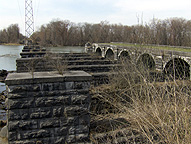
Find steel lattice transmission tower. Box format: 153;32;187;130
25;0;34;39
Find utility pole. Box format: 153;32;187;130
25;0;34;43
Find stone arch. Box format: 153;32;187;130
164;58;190;79
105;48;114;60
137;53;155;70
95;47;102;56
118;50;131;61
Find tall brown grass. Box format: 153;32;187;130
90;59;191;144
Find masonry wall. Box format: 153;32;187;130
5;71;92;144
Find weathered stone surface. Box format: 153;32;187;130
66;135;75;143
55;127;68;137
71;95;89;104
21;129;50;139
0;126;7;138
76;133;89;142
5;71;92;85
7;98;34;109
6;71;92;143
55;137;65;144
65;82;74;90
74;82;91;89
8;131;17;141
9;120;38;131
30;108;52;119
79;115;90;125
64;106;88;117
53;107;63;117
39;118;60;129
7;93;27;99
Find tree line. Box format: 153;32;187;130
1;17;191;47
0;24;25;44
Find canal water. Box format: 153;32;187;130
0;45;85;121
0;45;85;71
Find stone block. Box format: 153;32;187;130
9;120;38;131
8;93;27;99
21;129;50;139
76;125;89;134
35;96;70;107
9;109;29;120
7;98;34;109
75;133;89;143
65;82;74;90
32;84;41;91
71;95;89;105
66;135;75;143
43;90;60;97
64;106;88;117
69;125;89;135
79;115;90;125
55;127;68;137
55;96;70;105
39;118;60;129
60;116;79;126
28;91;44;97
41;83;62;91
41;83;53;91
8;131;17;141
74;82;90;90
9;138;51;144
8;85;27;93
55;137;66;144
53;107;63;117
9;140;35;144
30;108;52;119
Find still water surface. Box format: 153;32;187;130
0;45;23;71
0;45;84;71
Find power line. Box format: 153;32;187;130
17;0;24;30
34;0;40;26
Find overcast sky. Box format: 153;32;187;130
0;0;191;34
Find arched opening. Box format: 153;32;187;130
105;48;114;60
95;47;102;56
164;58;190;80
119;51;131;61
137;53;155;70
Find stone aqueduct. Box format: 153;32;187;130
86;43;191;79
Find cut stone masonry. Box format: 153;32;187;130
5;71;92;144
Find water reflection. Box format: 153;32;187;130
46;46;85;53
0;45;23;71
0;82;5;93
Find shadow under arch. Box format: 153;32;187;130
137;53;155;70
105;48;114;60
164;58;190;80
95;47;102;56
119;51;131;61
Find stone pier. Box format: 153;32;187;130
5;71;92;144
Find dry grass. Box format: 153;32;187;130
90;60;191;144
44;53;68;75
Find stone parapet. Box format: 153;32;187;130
5;71;92;144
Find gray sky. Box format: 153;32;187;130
1;0;191;34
